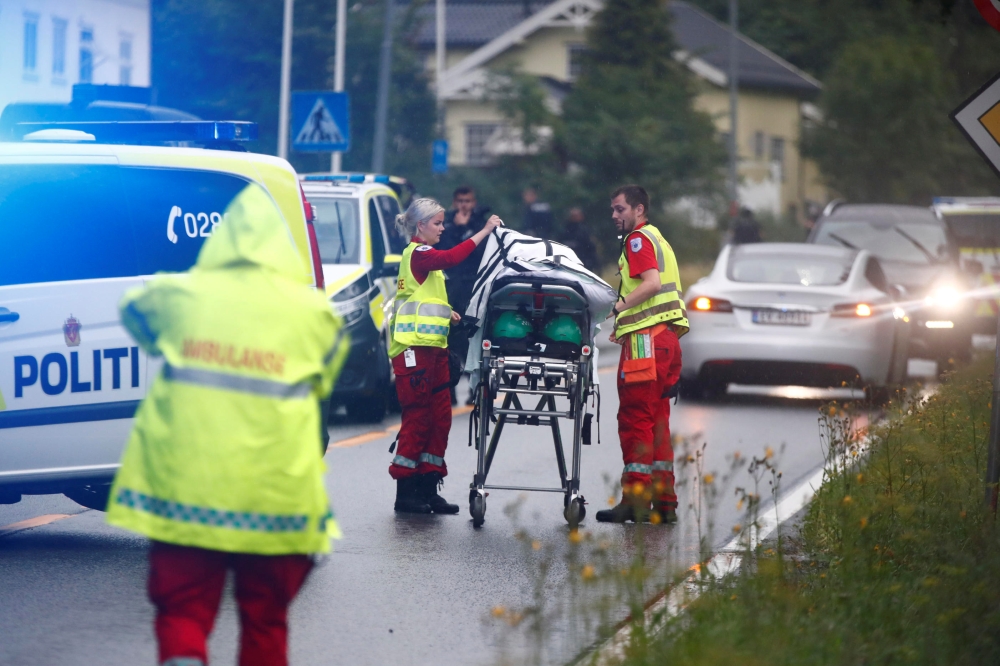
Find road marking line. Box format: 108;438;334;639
329;405;475;449
0;513;74;538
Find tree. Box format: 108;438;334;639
559;0;726;219
151;0;435;178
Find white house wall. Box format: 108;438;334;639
0;0;150;112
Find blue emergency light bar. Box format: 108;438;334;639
304;173;391;184
13;120;258;144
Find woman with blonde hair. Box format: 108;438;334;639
388;198;502;513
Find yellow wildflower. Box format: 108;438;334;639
581;564;595;580
568;529;583;544
703;474;715;485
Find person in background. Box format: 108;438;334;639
522;186;554;238
388;198;503;514
439;186;493;404
560;207;600;271
730;206;762;244
107;183;348;666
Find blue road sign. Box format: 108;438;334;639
292;92;349;152
432;140;448;174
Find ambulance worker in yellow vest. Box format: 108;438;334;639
389;198;502;513
596;185;689;525
107;183;348;666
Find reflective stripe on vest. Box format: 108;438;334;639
419;452;445;467
624;462;652;475
163;364;312;399
115;487;311;532
616;225;689;337
652;460;674;472
390;243;451;355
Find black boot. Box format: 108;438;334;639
652;504;678;525
421;473;460;514
394;477;432;514
595;495;650;523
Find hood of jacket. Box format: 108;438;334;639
195;182;306;281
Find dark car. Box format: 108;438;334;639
808;203;973;366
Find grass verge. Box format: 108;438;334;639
615;358;1000;665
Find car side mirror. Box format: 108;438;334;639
963;258;984;277
381;261;400;278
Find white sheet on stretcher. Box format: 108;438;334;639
462;228;618;383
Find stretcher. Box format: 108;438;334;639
464;229;616;528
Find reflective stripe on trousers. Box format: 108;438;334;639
624;463;652;475
652;460;673;472
392;454;418;469
163;364;312;399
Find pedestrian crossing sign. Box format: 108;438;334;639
952;71;1000;179
291;92;350;152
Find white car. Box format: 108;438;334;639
680;243;909;401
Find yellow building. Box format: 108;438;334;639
414;0;829;221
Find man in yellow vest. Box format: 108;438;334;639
597;185;688;525
106;183;348;666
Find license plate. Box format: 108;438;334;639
751;309;811;326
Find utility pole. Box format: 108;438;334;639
436;0;446;102
372;0;395;173
332;0;347;172
727;0;739;215
278;0;294;160
987;325;1000;510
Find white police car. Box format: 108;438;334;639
300;173;410;422
0;121;326;509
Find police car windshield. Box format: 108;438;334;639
728;252;852;286
312;198;360;264
815;220;949;265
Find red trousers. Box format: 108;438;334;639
389;346;451;479
616;327;683;508
148;541;312;666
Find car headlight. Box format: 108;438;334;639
331;277;370;325
924;284;964;311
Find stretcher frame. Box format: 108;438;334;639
468;276;598;528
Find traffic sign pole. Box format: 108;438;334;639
278;0;294;160
332;0;347;172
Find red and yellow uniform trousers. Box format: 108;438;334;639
389;346;452;479
617;325;682;508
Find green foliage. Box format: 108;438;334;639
151;0;435;178
688;0;1000;203
561;0;725;205
615;359;1000;665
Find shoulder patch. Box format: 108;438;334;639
629;237;643;253
415;245;433;252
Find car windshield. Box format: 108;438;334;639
728;252;853;286
941;213;1000;249
312;198;360;264
814;220;949;265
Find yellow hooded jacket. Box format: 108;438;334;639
106;183;347;555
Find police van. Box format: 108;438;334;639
300;173;410;422
0;121;327;509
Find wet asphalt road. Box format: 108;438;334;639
0;348;874;666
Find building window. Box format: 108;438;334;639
23;15;39;73
465;123;499;166
567;43;587;79
80;28;94;83
53;19;68;78
770;136;786;180
119;37;133;85
753;131;765;160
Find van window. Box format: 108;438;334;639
121;167;252;274
376;195;406;254
0;164;137;286
311;197;361;264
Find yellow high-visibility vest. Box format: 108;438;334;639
389;242;452;358
107;184;348;555
616;224;689;337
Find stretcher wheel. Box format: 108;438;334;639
470;492;486;528
564;495;586;528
